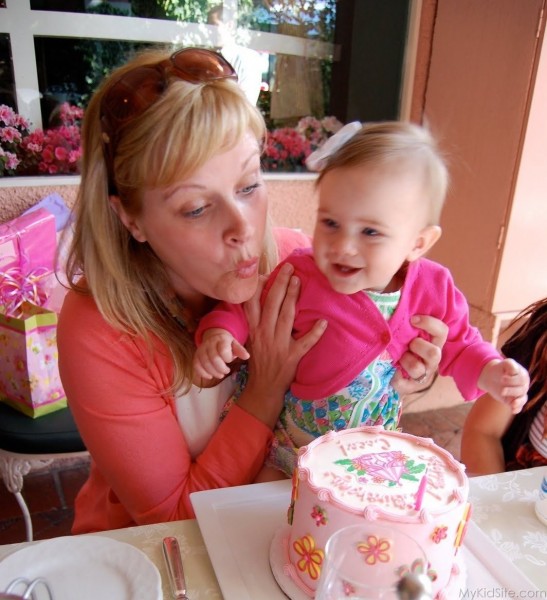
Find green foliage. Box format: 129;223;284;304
130;0;167;18
75;3;152;107
159;0;216;22
240;0;336;41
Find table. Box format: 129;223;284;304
467;465;546;590
0;466;545;599
0;518;222;600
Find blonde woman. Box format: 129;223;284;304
58;48;447;533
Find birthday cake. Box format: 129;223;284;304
280;426;470;599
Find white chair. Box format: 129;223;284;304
0;402;87;542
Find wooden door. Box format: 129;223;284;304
493;22;547;314
423;0;545;323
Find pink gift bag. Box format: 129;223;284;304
0;302;67;418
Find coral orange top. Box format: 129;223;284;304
57;227;309;533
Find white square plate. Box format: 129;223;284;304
191;480;538;600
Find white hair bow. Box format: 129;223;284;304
305;121;362;172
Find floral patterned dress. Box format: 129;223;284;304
268;289;402;476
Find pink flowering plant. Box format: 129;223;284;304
0;103;83;177
20;103;83;175
262;115;343;172
296;115;343;148
263;127;313;172
0;105;31;176
3;102;343;175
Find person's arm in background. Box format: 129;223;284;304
460;394;513;475
461;297;547;475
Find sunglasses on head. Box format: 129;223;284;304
100;47;238;193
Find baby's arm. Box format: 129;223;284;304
477;358;530;414
193;328;250;380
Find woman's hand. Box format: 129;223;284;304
392;315;448;396
235;263;327;428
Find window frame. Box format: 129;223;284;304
2;0;334;129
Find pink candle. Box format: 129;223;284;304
414;469;428;511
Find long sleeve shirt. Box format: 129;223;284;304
57;227;309;534
197;248;501;401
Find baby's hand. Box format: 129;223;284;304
478;358;530;414
193;328;250;380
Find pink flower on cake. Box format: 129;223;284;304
310;505;328;526
293;534;324;580
342;581;355;596
431;525;448;544
356;535;392;565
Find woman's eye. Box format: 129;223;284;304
240;182;261;195
183;205;206;219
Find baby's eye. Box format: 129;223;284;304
362;227;380;237
322;218;338;229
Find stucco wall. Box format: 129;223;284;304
0;178;79;223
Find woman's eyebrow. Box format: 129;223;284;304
162;182;204;201
162;146;261;200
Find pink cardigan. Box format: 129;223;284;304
57;227;309;533
197;248;501;401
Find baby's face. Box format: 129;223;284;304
312;162;433;295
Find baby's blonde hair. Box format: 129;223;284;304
317;121;449;225
66;47;275;392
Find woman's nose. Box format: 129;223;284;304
224;202;253;245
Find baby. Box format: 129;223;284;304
194;121;530;477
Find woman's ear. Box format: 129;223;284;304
407;225;442;262
109;195;147;242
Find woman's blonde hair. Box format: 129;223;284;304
317;121;449;225
65;47;275;392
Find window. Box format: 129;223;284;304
1;1;417;176
1;1;335;130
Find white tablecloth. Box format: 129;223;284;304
467;465;546;590
0;466;545;598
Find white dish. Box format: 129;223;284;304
191;480;291;600
191;479;539;600
0;535;162;600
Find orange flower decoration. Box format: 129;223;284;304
293;534;324;580
357;535;392;565
431;526;448;544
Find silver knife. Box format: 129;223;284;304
162;536;189;600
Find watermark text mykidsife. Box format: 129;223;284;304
460;589;547;599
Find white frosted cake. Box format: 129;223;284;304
280;426;470;599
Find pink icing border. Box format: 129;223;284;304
296;426;468;522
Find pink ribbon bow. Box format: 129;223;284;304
0;266;50;318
